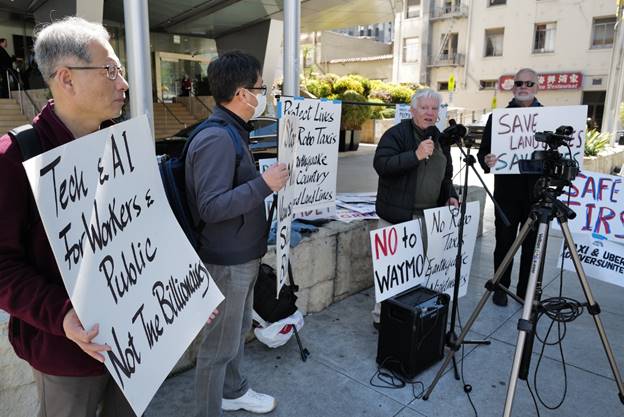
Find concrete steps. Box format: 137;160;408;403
153;102;199;139
0;99;29;135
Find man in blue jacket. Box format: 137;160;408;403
185;51;288;417
477;68;542;306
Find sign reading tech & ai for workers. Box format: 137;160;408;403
23;116;224;416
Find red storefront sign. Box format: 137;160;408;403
498;72;583;91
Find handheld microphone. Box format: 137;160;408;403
422;126;439;161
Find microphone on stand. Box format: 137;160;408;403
440;119;467;146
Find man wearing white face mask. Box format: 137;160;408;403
185;51;288;417
477;68;542;307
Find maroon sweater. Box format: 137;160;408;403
0;101;105;376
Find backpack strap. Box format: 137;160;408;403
8;124;43;231
183;118;245;166
10;124;42;160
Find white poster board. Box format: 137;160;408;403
370;219;426;302
275;115;299;293
258;157;277;220
561;235;624;287
490;105;587;174
370;202;479;302
22;116;224;416
558;171;624;241
278;97;341;213
422;202;479;297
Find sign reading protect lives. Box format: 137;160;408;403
490;105;586;174
278;97;341;212
22;115;224;416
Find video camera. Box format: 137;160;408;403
518;125;579;187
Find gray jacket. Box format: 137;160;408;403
185;106;272;265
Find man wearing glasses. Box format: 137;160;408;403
0;17;135;416
185;51;287;417
477;68;542;307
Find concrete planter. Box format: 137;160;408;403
360;119;394;144
582;145;624;174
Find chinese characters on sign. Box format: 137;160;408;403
498;72;583;91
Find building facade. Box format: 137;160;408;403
393;0;616;126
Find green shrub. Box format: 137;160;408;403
340;90;372;130
388;84;414;104
305;79;332;98
619;102;624;127
368;98;387;119
380;107;396;119
584;129;611;157
333;75;365;95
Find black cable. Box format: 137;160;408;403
525;379;542;417
369;357;425;401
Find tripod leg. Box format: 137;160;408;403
422;216;538;400
451;353;460;380
559;221;624;400
503;221;550;417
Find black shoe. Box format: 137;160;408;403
492;290;508;307
373;321;380;331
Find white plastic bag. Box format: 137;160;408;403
253;310;304;348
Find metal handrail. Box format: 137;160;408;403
155;96;186;127
191;94;213;115
6;70;39;115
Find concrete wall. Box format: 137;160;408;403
0;13;35;58
318;31;392;62
324;59;393;80
583;145;624;174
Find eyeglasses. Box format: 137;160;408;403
245;85;267;96
50;64;125;81
514;80;536;88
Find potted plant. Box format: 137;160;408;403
339;89;372;151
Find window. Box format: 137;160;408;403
403;37;420;62
479;80;497;90
438;82;449;91
367;27;372;37
484;28;504;57
406;0;421;19
440;33;459;59
488;0;506;6
592;17;616;48
533;22;556;53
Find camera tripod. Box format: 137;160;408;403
422;182;624;416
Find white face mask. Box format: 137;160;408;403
243;88;266;119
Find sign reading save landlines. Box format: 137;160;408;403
22;116;224;416
490;105;586;174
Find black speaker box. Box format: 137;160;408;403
376;285;449;379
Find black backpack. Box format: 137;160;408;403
9;125;43;227
158;118;244;250
254;263;299;323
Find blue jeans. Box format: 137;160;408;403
194;259;260;417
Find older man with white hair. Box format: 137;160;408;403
371;88;459;326
0;17;134;416
477;68;542;307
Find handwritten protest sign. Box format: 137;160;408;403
22;116;224;416
394;103;448;131
422;202;479;297
276;115;299;293
278;97;340;212
557;170;624;242
561;235;624;287
370;202;479;302
370;219;426;302
491;105;587;174
258;157;277;220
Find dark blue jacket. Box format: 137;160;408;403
185;106;272;265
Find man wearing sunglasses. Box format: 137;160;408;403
0;17;136;416
185;51;287;417
477;68;542;307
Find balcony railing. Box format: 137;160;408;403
428;52;465;67
430;4;469;20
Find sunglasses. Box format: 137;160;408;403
514;80;536;88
